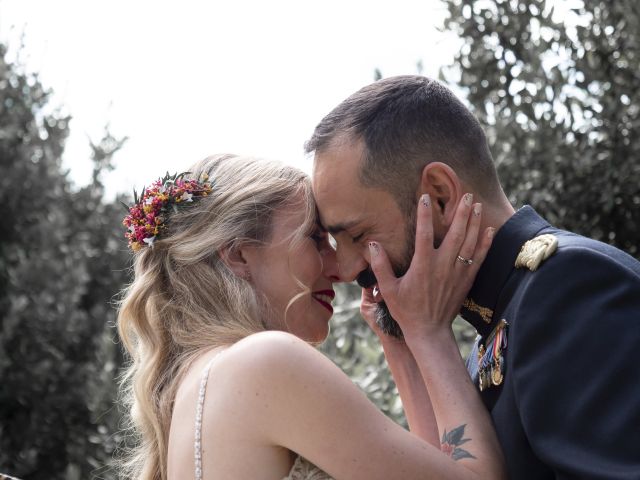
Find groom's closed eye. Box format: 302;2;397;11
351;233;364;243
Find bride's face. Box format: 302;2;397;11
243;200;340;343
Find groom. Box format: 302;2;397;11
308;75;640;479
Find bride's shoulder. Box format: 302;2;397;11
233;329;310;351
211;331;339;395
224;330;324;366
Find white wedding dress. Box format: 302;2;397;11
194;356;334;480
283;456;334;480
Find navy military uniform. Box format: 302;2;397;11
461;206;640;479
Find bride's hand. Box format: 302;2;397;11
368;193;493;345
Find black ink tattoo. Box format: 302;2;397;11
441;424;476;461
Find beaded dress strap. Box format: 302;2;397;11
194;354;220;480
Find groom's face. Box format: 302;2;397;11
312;139;415;337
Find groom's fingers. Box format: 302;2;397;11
361;286;375;303
368;241;396;296
360;286;376;311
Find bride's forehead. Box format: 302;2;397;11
269;203;312;233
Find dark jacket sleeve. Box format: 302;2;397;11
510;246;640;480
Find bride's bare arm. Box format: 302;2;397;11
367;193;505;479
360;289;439;446
209;330;504;480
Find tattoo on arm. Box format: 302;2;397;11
441;424;476;461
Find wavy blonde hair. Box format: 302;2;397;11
117;154;316;480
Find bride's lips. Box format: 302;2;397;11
312;289;335;313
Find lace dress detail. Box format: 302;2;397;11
194;354;334;480
282;456;335;480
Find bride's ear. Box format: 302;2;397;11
218;243;252;280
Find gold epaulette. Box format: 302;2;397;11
515;234;558;272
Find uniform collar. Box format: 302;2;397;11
460;206;550;336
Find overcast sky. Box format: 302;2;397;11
0;0;460;198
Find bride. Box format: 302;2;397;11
117;153;505;480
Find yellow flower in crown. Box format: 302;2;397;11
122;171;213;251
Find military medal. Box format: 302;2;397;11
479;367;491;391
491;357;503;386
477;319;508;391
478;341;488;391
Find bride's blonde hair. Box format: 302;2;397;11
117;154;315;480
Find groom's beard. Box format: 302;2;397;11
357;267;405;338
357;213;416;339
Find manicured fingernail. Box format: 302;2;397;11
464;193;473;206
368;241;379;255
421;194;430;207
487;227;495;239
473;203;482;216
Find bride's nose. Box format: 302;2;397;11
322;246;341;282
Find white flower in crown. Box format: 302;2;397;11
143;236;156;247
180;191;194;202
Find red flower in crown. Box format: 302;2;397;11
122;172;212;251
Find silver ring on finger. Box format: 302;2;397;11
456;254;473;266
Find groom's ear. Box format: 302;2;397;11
419;162;463;228
218;242;252;278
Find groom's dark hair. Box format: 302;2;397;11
305;75;502;211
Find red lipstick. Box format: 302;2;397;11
311;289;335;313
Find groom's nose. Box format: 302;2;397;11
336;243;369;282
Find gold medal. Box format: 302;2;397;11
477;344;485;362
485;372;492;391
491;357;503;386
479;369;490;391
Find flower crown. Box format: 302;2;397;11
122;171;213;251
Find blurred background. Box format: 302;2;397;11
1;0;638;478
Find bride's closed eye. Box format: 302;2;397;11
310;230;327;244
309;229;333;251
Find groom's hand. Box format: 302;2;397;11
359;286;381;334
360;287;405;345
367;193;493;345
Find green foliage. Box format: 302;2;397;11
441;0;640;257
0;44;129;479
